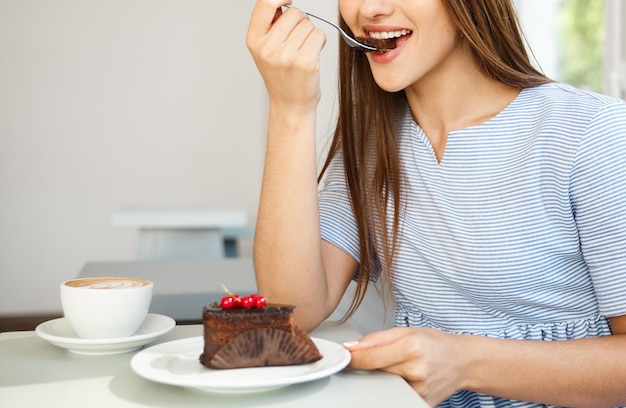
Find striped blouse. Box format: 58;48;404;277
318;83;626;407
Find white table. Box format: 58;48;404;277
0;322;429;408
111;206;253;259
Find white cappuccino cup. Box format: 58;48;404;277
60;277;153;339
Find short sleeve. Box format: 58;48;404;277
318;154;360;262
570;101;626;317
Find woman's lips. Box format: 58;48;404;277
365;34;410;64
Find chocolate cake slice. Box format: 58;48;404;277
355;36;399;52
199;303;322;369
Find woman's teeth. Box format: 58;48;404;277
368;29;412;40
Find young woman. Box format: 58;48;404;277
246;0;626;406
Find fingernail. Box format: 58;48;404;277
343;340;359;348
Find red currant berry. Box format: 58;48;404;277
254;296;267;308
220;296;235;310
231;294;242;308
241;295;255;309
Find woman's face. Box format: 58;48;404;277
339;0;462;92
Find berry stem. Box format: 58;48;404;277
218;281;234;296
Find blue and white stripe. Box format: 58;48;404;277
319;83;626;407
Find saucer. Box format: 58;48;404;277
35;313;176;355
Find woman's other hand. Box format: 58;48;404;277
246;0;327;113
344;327;470;407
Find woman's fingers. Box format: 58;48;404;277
345;328;419;370
248;2;325;61
248;1;316;52
261;8;324;54
247;0;291;38
271;5;283;24
349;341;413;370
344;327;411;351
346;327;464;406
246;0;326;109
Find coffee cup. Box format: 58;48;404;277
60;277;153;339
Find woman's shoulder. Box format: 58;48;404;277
510;83;626;134
521;82;625;112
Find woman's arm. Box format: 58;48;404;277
246;0;356;331
346;315;626;407
463;314;626;407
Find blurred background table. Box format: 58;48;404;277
79;258;395;333
79;258;256;324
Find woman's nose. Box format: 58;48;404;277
358;0;394;19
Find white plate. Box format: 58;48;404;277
131;336;351;394
35;314;176;355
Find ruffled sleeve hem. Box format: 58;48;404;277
395;307;613;341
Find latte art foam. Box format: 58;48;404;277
65;277;151;289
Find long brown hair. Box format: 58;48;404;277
319;0;553;321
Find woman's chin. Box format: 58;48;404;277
371;75;408;93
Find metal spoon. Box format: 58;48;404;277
283;5;378;52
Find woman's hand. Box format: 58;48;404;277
345;327;470;407
246;0;327;113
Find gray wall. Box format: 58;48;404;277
0;0;340;316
